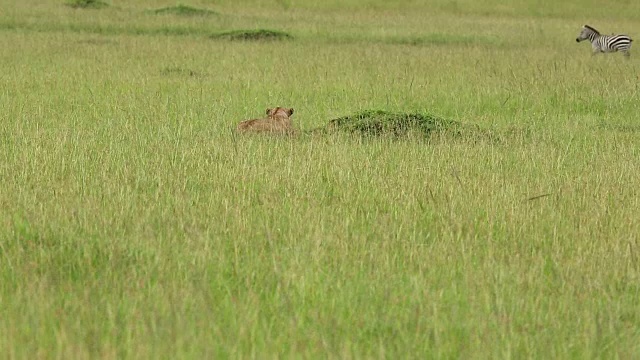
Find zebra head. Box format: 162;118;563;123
576;25;600;42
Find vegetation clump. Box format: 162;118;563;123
65;0;108;9
152;4;218;16
325;110;468;138
390;34;501;47
212;29;293;41
160;67;201;77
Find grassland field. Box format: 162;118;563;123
1;0;640;358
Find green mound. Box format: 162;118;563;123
390;34;501;47
324;110;467;137
212;29;293;41
66;0;108;9
152;4;218;16
76;38;117;45
160;67;201;77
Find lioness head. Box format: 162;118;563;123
266;107;294;117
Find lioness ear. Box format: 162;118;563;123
288;108;294;116
266;108;272;115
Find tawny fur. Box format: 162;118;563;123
236;107;295;134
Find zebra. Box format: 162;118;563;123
576;25;633;57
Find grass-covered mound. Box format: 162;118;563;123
152;4;218;16
212;29;293;41
65;0;108;9
323;110;470;138
389;34;502;47
160;67;201;77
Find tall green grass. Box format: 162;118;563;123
0;0;639;358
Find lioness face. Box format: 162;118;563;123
266;107;294;117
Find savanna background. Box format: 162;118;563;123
1;0;639;358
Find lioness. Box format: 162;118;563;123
236;107;295;134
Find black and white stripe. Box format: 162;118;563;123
576;25;633;57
